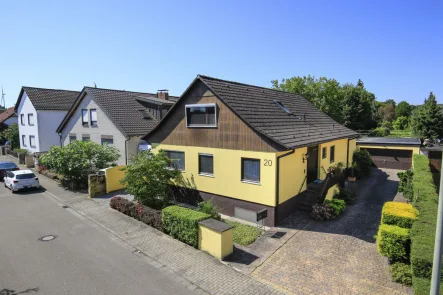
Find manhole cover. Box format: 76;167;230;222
39;235;57;242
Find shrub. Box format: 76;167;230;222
311;203;334;220
13;148;29;155
353;149;372;178
334;188;356;205
377;224;410;260
110;196;129;211
390;262;412;286
198;199;221;220
381;202;418;228
162;206;210;248
224;220;263;246
410;155;443;287
397;169;413;193
325;199;346;217
369;127;390;137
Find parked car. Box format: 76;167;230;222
4;170;40;193
0;162;19;180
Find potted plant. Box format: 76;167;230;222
347;162;357;182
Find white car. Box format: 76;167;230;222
4;170;40;193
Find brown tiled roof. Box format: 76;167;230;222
146;75;359;149
57;87;174;137
0;107;17;123
15;87;80;111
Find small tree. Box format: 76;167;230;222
411;92;443;139
393;116;409;130
40;140;120;182
353;149;372;178
4;123;19;149
120;150;181;209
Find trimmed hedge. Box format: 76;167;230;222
162;205;210;248
390;262;412;286
410;155;442;294
412;277;443;295
381;202;418;228
377;224;410;260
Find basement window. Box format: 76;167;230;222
185;103;217;128
273;100;292;114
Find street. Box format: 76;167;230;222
0;182;197;295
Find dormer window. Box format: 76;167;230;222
185;103;217;128
274;100;292;114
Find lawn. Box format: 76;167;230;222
224;220;263;246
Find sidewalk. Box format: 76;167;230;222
34;172;285;295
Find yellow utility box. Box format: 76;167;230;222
198;219;234;260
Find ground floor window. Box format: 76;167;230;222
165;150;185;171
330;146;335;163
82;134;90;142
241;158;260;183
29;136;36;148
69;134;76;143
101;136;113;145
198;154;214;176
22;135;26;147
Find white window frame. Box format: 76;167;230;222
29;135;36;148
90;109;97;127
185;103;217;128
82;109;89;126
28;113;35;126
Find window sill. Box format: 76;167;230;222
330;161;335;164
186;125;217;128
166;167;185;173
241;180;261;186
199;173;214;178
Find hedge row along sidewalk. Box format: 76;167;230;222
410;155;443;294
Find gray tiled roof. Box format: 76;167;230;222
18;87;80;111
356;137;421;146
198;75;358;149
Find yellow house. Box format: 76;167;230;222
144;75;358;226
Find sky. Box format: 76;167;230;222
0;0;441;107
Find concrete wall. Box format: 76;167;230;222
278;147;308;204
4;116;17;126
17;92;39;153
154;144;277;207
37;110;67;152
60;93;129;165
318;138;349;180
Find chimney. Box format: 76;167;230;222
157;89;169;100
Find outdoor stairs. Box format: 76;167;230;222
298;182;322;212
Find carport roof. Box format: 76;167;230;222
356;137;421;146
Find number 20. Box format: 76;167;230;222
264;159;272;166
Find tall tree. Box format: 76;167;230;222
411;92;443;139
395;101;412;118
377;101;396;122
341;83;377;130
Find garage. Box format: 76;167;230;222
356;137;421;170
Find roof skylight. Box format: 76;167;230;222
273;100;292;114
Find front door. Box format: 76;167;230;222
307;146;319;183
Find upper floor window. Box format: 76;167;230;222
101;136;113;145
165;150;185;171
29;135;36;148
90;109;97;127
198;154;214;176
330;145;335;163
20;114;25;125
82;109;89;126
241;158;260;184
28;113;34;126
185;103;217;128
69;134;77;143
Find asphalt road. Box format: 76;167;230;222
0;183;196;295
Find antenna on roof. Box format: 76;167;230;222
94;82;97;88
1;86;5;108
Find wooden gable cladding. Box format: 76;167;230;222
148;81;283;152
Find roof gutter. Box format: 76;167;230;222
275;149;295;224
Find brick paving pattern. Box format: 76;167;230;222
253;169;413;295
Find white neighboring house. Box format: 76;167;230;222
0;107;18;130
57;87;177;165
14;87;80;153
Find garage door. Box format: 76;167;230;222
363;148;412;170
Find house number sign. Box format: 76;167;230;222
264;159;272;166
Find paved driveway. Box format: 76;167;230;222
253;168;412;295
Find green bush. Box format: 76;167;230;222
224;220;263;246
397;169;414;201
13;148;29;155
162;206;210;248
369;127;390;137
353;149;372;178
377;224;410;260
410;155;443;285
390;262;412;286
324;199;346;217
198;200;221;220
333;188;356;205
381;202;418;229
